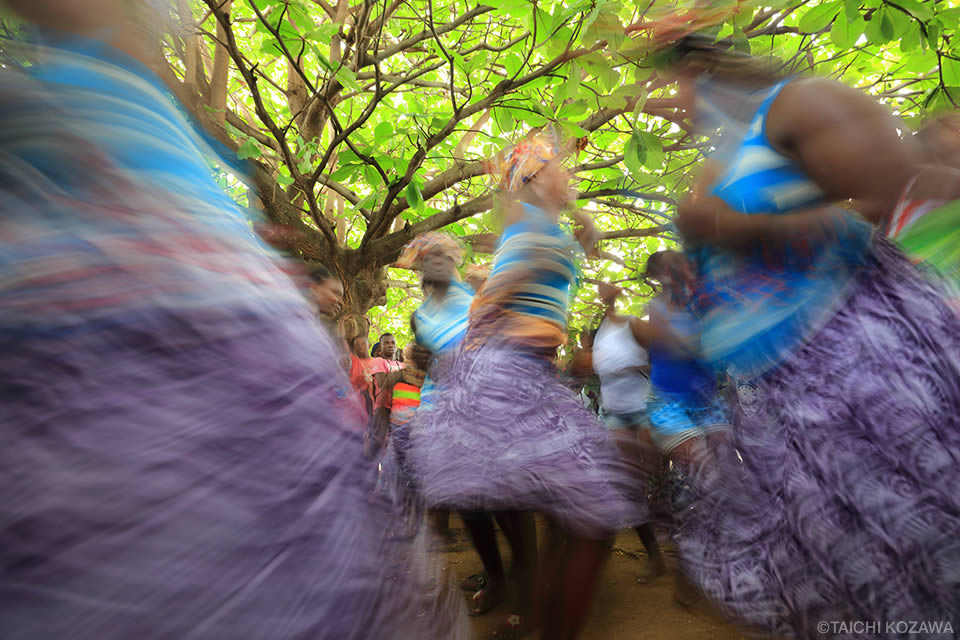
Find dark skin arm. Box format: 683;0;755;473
369;369;403;452
677;77;919;248
596;282;689;357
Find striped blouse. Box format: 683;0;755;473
469;203;582;348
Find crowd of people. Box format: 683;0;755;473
3;2;960;640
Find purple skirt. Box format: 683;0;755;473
675;237;960;638
0;309;469;640
408;338;647;537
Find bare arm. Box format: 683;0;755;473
769;77;917;213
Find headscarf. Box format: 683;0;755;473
464;263;491;282
494;132;562;194
395;232;464;270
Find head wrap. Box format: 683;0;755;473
464;263;491;282
395;232;464;270
495;132;562;194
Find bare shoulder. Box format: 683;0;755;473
767;77;889;144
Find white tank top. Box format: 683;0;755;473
593;317;650;414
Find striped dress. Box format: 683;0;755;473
412;279;474;411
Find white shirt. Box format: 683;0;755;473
593;316;651;414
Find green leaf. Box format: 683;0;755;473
556;100;588;119
937;8;960;23
864;7;894;45
237;137;261;160
493;107;516;133
336;66;361;92
503;53;524;77
830;9;864;49
942;57;960;87
374;121;394;143
276;173;294;187
731;28;751;54
926;20;942;50
798;1;841;33
405;181;425;211
640;132;664;171
885;4;911;39
891;0;933;22
899;20;922;54
599;67;620;93
330;164;359;182
297;158;312;174
624;131;646;177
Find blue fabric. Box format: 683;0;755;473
413;281;474;410
27;32;252;231
413;281;473;354
487;203;581;329
648;301;714;403
691;81;873;379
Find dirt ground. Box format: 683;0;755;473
439;517;748;640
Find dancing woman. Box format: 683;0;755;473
653;35;960;637
396;234;538;620
409;134;644;640
0;2;467;638
589;282;666;583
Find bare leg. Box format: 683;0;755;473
539;527;612;640
496;512;538;614
608;427;665;581
461;511;506;615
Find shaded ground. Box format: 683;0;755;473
438;517;748;640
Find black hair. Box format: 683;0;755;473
308;264;339;284
379;332;394;341
349;334;368;348
644;251;672;278
651;33;781;84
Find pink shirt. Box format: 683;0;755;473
369;358;404;409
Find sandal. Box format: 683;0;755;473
468;586;504;616
491;614;535;639
460;572;487;592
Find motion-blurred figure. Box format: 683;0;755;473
408;133;644;639
654;34;960;638
0;2;467;638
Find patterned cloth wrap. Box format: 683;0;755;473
492;131;562;194
676;237;960;639
395;231;464;271
0;36;468;640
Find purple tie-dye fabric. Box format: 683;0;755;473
0;43;468;640
408;337;648;537
674;237;960;638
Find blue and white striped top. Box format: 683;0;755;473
692;80;872;379
413;280;474;409
472;203;581;346
413;280;474;353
